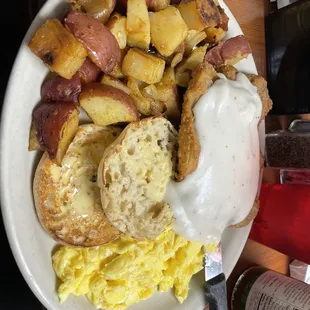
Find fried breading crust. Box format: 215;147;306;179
177;63;272;227
176;61;218;181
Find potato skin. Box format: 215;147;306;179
32;102;78;160
80;83;140;125
80;83;138;115
205;35;252;68
41;73;81;103
65;11;121;73
78;58;101;84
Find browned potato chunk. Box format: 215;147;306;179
178;0;221;31
205;35;252;68
143;66;180;124
31;102;79;165
176;44;207;87
68;0;116;23
184;30;207;55
150;0;170;11
106;13;127;49
109;49;127;79
122;48;165;84
204;26;226;45
80;83;139;125
101;75;130;94
65;12;121;73
127;77;152;115
29;19;87;79
41;73;81;103
149;7;188;57
127;0;151;50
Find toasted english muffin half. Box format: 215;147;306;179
98;117;178;240
33;124;122;247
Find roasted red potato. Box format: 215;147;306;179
78;58;101;84
149;6;188;57
116;0;152;13
176;44;207;87
178;0;221;31
127;77;152;115
68;0;116;24
205;35;252;68
65;11;121;73
203;6;229;45
29;19;87;79
31;102;79;165
101;75;130;94
106;13;127;49
41;73;81;103
149;0;170;11
80;83;139;126
126;0;150;50
122;48;165;84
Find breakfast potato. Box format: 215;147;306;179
41;73;81;103
205;35;252;68
218;6;229;31
116;0;152;13
101;75;130;94
68;0;116;23
170;52;184;68
204;26;226;46
80;83;139;125
29;19;87;79
32;102;79;165
109;49;127;79
78;58;101;84
142;67;180;124
106;13;127;49
164;42;185;67
176;45;208;87
178;0;221;31
122;48;165;84
184;30;207;55
156;66;180;124
127;77;152;115
141;85;167;115
202;6;228;45
65;12;121;73
126;0;150;50
149;0;170;11
149;6;188;57
28;121;41;151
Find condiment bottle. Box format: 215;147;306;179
231;266;310;309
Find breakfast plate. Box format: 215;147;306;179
0;0;262;309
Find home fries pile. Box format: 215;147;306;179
27;0;272;309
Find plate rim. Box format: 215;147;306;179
0;0;258;309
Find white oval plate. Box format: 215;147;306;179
0;1;260;309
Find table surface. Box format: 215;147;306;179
224;0;291;301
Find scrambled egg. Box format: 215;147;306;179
53;228;214;309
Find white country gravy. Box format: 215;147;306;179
165;73;262;244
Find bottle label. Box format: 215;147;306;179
246;271;310;310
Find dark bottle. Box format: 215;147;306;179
231;266;310;310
